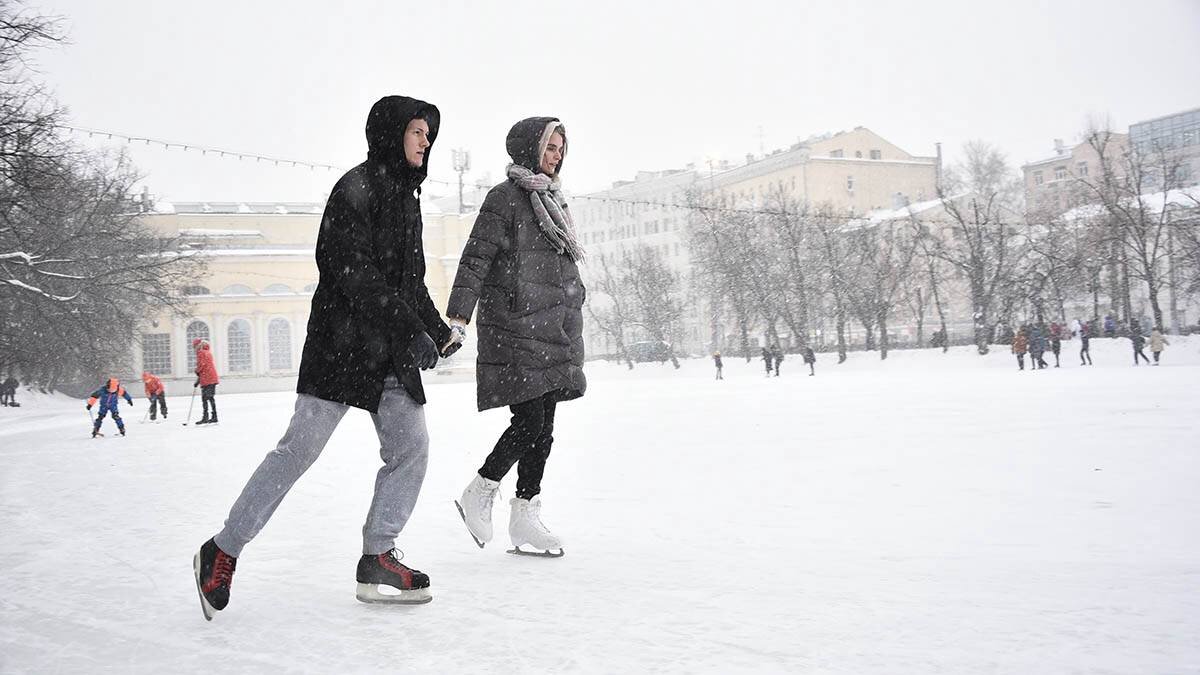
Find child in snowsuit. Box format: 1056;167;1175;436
1150;328;1169;365
193;338;220;424
713;352;723;380
142;371;168;420
87;378;134;437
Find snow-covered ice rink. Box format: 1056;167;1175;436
2;337;1198;673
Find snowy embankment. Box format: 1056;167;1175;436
2;337;1199;673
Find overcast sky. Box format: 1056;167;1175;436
30;0;1200;204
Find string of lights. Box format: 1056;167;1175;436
59;124;1199;228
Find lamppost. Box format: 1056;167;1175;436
451;149;471;214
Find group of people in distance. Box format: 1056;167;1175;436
1010;318;1171;370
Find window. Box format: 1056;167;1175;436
262;283;292;295
1034;171;1044;186
186;320;210;372
830;149;844;158
141;333;171;374
855;151;863;158
870;149;882;160
222;284;254;296
1054;166;1067;181
1077;162;1089;177
846;175;855;192
181;285;210;296
227;319;252;372
268;318;292;370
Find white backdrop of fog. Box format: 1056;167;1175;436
32;0;1200;203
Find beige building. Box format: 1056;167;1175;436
1021;133;1129;214
134;199;477;395
710;127;940;214
573;127;941;355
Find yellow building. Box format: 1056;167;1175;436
709;127;940;213
135;200;476;395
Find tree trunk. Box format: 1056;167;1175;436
835;297;848;363
878;310;890;360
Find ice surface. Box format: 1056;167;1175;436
2;338;1198;673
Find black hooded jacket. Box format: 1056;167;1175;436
296;96;451;412
447;116;586;411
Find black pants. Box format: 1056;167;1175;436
201;384;218;418
148;393;168;419
1153;350;1161;363
1080;345;1092;364
479;392;559;500
1134;347;1149;365
1016;353;1025;370
715;367;723;380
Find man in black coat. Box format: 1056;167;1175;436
193;96;453;620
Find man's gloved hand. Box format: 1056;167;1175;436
441;320;467;358
193;379;200;388
86;404;92;411
407;332;439;370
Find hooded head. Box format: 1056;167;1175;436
193;338;210;351
506;117;566;176
141;371;152;382
365;95;440;188
107;378;120;393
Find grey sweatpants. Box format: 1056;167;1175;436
214;377;428;557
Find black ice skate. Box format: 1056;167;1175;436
355;549;432;605
193;537;237;621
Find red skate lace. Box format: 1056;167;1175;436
213;551;235;587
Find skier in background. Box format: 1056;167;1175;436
1079;321;1093;365
86;377;134;437
801;345;816;376
1150;327;1169;365
713;351;723;380
761;346;773;377
770;344;783;377
1012;327;1029;371
1131;320;1150;365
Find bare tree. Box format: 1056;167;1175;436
620;244;683;368
0;3;202;389
842;216;920;359
1078;127;1187;331
929;141;1028;354
582;251;635;369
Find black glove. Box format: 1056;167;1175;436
407;332;438;370
86;404;92;410
194;379;200;387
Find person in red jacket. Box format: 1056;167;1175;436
193;338;220;424
142;371;168;421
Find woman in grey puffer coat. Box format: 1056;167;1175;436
447;117;585;556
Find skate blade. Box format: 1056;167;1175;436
453;500;486;549
506;546;564;558
355;582;432;605
193;552;216;621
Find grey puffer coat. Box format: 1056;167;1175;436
447;117;586;411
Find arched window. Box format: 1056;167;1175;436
268;318;292;370
222;284;254;296
186;320;210;372
182;285;211;296
263;283;292;295
227;319;252;372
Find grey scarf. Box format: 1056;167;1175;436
506;163;585;262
